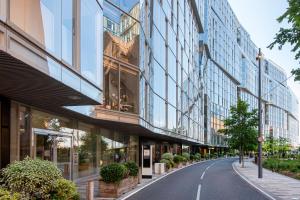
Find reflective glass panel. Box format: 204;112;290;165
62;0;73;65
81;0;102;86
153;60;166;98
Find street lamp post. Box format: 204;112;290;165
257;48;263;178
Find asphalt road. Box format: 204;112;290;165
126;158;270;200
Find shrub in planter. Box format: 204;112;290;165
0;157;63;199
160;159;171;169
190;154;196;161
173;155;184;164
161;153;175;167
161;153;174;161
99;163;139;198
124;161;139;177
181;157;187;165
51;179;80;200
195;153;201;161
0;188;20;200
182;153;190;161
100;163;126;183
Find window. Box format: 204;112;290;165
168;48;176;80
10;0;63;58
168;76;176;106
153;60;166;98
81;0;103;86
153;94;166;128
152;26;166;68
168;105;177;131
104;61;119;111
120;67;138;113
104;57;139;114
62;0;73;65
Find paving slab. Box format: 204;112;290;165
233;159;300;200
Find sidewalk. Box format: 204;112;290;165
233;159;300;200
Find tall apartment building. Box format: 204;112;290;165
0;0;298;191
203;0;299;147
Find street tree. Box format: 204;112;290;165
219;99;258;167
278;137;291;158
268;0;300;81
263;136;276;156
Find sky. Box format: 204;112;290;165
228;0;300;133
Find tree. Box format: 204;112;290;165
278;137;291;158
219;100;258;167
263;136;291;158
268;0;300;81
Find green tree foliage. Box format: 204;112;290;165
268;0;300;81
263;136;291;158
219;100;258;167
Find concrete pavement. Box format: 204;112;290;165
125;158;269;200
233;159;300;200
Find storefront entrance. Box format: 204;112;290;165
33;128;72;180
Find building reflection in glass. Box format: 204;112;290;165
103;0;140;114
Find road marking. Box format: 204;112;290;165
200;171;205;180
120;159;216;200
232;162;276;200
200;161;218;180
196;184;201;200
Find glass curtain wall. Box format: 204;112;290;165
16;106;138;181
9;0;104;91
10;0;72;65
80;0;103;87
103;0;140;114
140;0;205;143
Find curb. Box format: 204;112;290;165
232;161;277;200
118;159;218;200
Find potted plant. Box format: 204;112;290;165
173;155;184;168
160;153;175;171
99;162;139;198
159;159;172;172
182;153;190;165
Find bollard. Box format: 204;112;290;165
86;180;94;200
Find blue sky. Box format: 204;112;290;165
228;0;300;129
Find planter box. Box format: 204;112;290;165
99;176;138;198
175;163;183;168
154;163;166;174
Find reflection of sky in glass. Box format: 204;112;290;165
104;0;139;23
64;106;95;118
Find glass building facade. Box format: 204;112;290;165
203;0;299;147
0;0;299;197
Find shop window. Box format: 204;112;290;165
73;123;100;180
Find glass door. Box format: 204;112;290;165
33;128;72;180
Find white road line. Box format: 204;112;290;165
200;161;218;180
196;184;201;200
200;171;206;180
232;162;276;200
120;160;214;200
